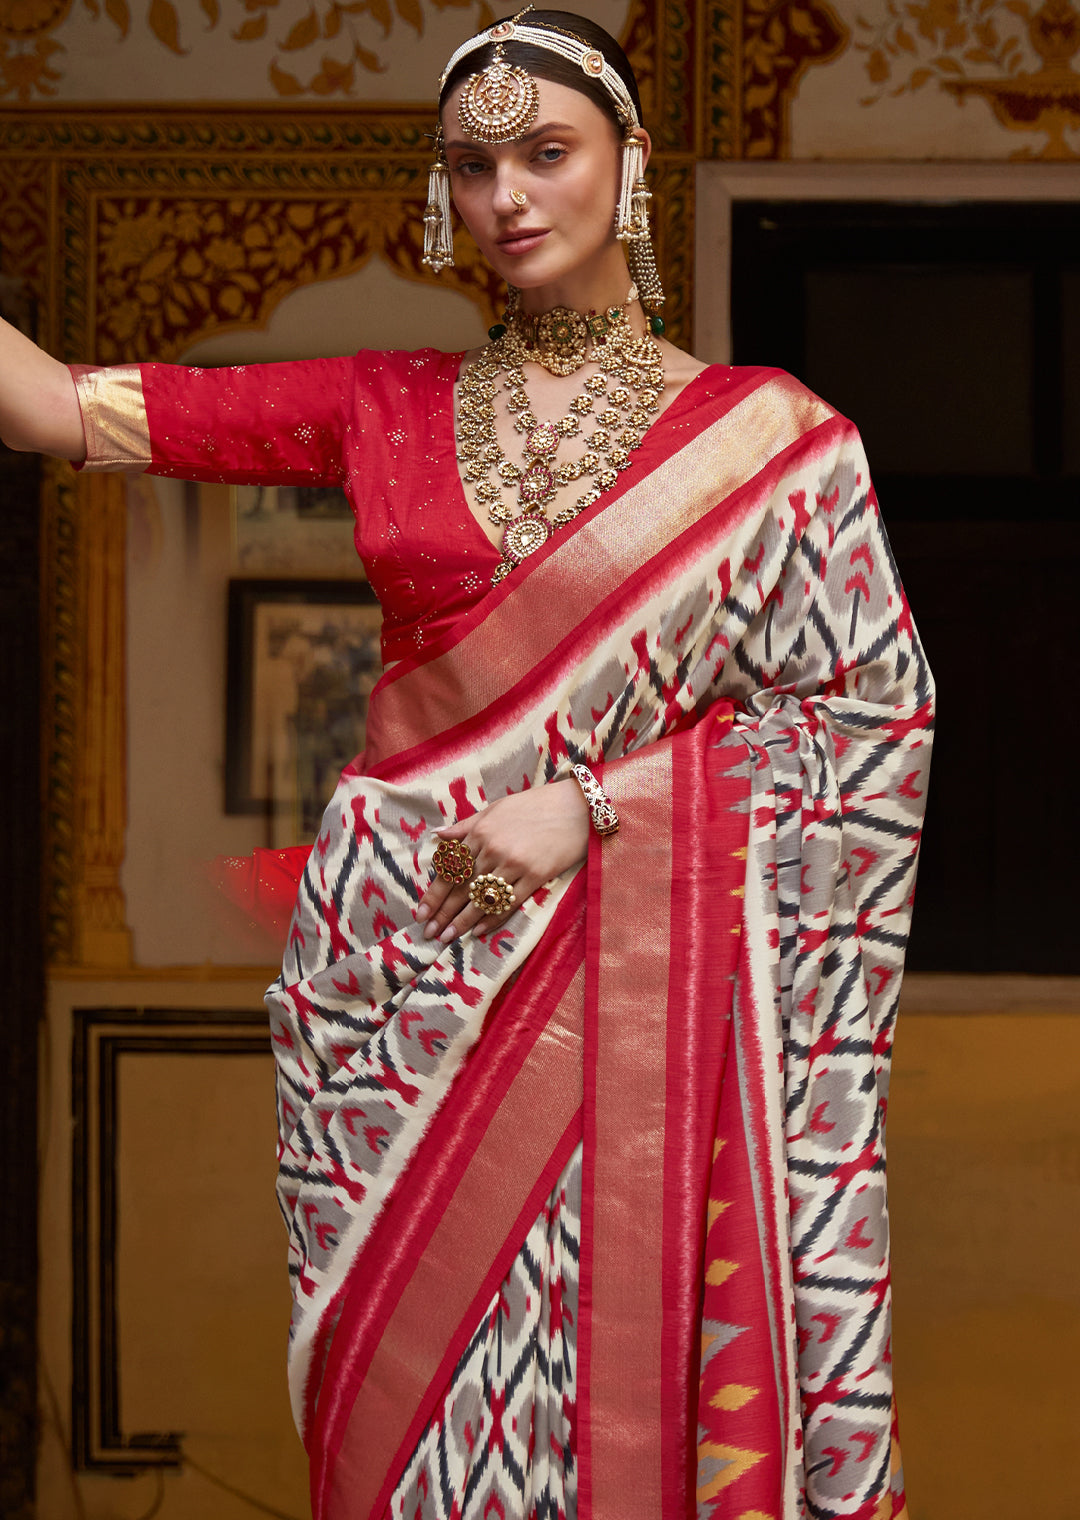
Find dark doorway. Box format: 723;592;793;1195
731;201;1080;973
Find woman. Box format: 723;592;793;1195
0;11;931;1518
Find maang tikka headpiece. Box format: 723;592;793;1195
420;8;665;331
457;36;539;143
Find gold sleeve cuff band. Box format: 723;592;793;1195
69;364;152;472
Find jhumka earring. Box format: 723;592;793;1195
421;126;454;273
615;126;665;335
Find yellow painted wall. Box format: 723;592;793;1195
889;985;1080;1520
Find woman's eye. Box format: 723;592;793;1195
455;159;488;176
537;146;565;163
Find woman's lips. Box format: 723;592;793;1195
496;229;550;256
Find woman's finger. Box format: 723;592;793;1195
416;871;453;922
436;870;532;944
418;832;481;925
423;885;470;937
431;818;474;841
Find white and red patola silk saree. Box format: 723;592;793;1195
263;367;932;1520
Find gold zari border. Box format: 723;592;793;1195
70;365;151;472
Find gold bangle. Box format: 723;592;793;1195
571;763;619;837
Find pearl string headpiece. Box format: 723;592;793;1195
438;13;640;133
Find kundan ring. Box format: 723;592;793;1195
433;838;475;885
468;874;516;914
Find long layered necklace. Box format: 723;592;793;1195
457;295;665;585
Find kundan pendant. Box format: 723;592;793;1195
502;512;553;565
519;459;555;506
525;421;559;455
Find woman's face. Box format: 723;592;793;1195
440;75;638;296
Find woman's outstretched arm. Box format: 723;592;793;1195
0;315;85;460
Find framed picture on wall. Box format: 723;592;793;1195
225;579;382;841
230;484;364;577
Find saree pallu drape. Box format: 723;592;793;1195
265;367;932;1520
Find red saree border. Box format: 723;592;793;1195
364;371;841;777
579;745;673;1520
730;925;799;1498
339;1113;582;1520
309;876;587;1520
661;723;751;1512
578;716;752;1519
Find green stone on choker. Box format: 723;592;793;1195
649;315;665;336
488;322;507;341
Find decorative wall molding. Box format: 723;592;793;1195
71;1006;270;1471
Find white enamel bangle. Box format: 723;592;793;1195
571;763;619;838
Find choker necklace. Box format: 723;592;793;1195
499;301;635;377
457;292;665;584
488;286;640;377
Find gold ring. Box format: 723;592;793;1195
467;874;516;914
433;838;475;885
509;188;528;208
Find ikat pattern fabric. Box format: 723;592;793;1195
248;365;930;1519
388;1147;580;1520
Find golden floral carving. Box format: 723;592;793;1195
76;469;133;968
92;193;508;361
0;0;71;34
0;158;48;296
0;0;486;100
857;0;1080;156
0;35;62;95
742;0;851;156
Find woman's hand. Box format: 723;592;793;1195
416;778;590;944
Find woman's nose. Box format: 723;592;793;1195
492;173;526;215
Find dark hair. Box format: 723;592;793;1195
439;9;643;133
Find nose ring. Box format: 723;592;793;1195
509;189;528;208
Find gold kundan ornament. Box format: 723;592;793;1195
433;838;475;885
458;42;540;143
456;290;665;584
468;874;517;914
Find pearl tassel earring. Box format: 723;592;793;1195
615;126;644;244
421;130;454;273
615;125;665;335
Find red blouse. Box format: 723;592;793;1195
73;348;727;665
75;348;503;665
